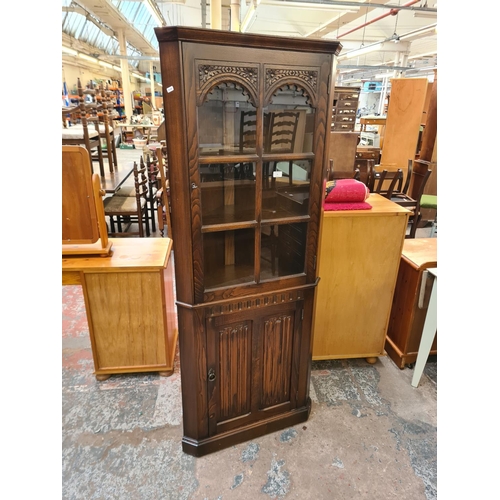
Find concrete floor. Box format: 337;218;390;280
62;146;437;499
62;281;436;500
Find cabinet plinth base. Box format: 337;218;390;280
181;400;312;457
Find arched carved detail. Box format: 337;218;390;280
197;64;258;107
264;68;318;107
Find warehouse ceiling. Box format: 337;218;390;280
62;0;438;84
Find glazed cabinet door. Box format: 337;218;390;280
180;42;331;301
206;302;302;436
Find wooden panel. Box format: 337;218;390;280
85;271;167;370
261;313;294;408
381;78;428;177
328;131;360;172
312;194;409;359
62;145;99;244
218;323;252;421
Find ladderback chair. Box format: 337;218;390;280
62;78;105;177
103;160;150;237
156;145;172;238
390;159;433;238
93;82;118;170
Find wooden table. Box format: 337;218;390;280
62;238;178;380
115;123;159;144
385;237;437;368
312;194;410;363
99;162;135;193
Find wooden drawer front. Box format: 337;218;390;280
332;123;355;131
336;100;357;110
337;109;356;116
334;116;355;124
336;92;359;100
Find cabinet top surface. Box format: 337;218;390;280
401;237;437;269
62;238;172;272
322;193;411;218
154;26;342;55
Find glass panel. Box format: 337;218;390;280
204;228;255;289
263;88;315;154
200;162;256;226
262;159;312;220
261;222;307;279
198;83;257;156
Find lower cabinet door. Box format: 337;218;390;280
206;301;302;437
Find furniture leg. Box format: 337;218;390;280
411;269;437;387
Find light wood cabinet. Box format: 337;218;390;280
385;238;437;368
312;194;409;362
62;238;178;380
155;26;341;456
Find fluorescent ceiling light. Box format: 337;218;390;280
414;11;437;18
374;73;392;79
112;65;122;72
338;41;410;62
398;24;437;41
78;53;99;63
99;61;113;69
62;46;78;56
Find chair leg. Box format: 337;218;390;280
144;208;150;237
110;134;118;167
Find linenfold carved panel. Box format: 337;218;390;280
261;314;293;408
218;323;252;421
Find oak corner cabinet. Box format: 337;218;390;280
312;194;410;363
155;26;341;456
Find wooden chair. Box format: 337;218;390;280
62;78;105;177
93;82;118;170
389;160;433;238
265;110;300;187
103;160;150;237
155;145;172;238
62;145;112;256
116;153;160;233
327;159;360;181
355;158;375;192
373;169;404;199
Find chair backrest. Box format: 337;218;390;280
402;158;414;195
266;110;300;153
408;160;432;203
156;146;172;236
374;169;404;198
62;145;111;256
239;111;258;152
